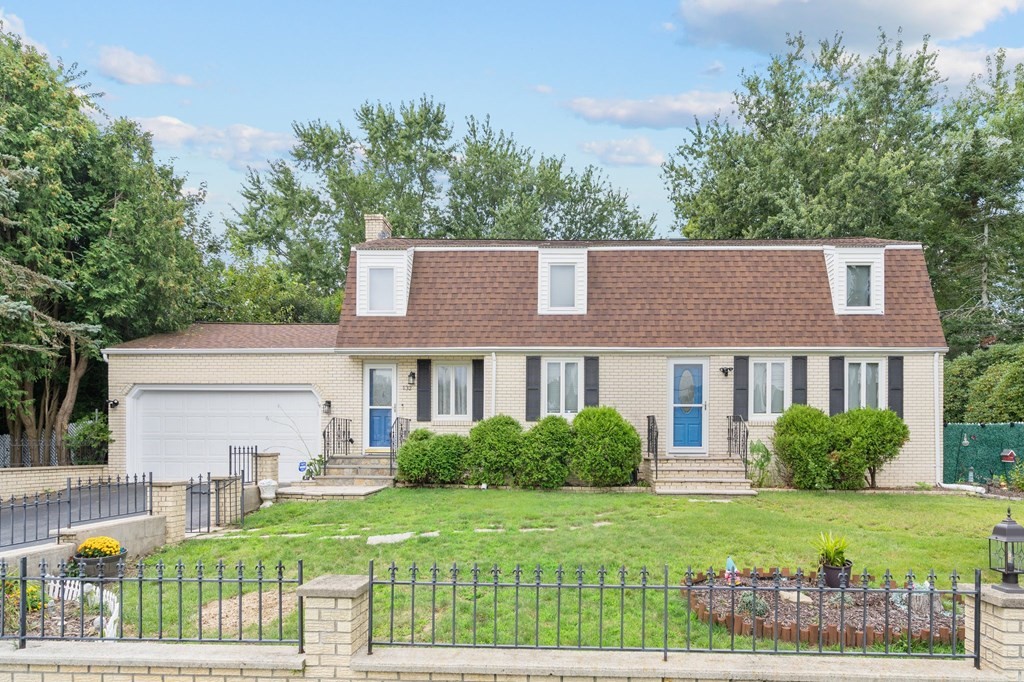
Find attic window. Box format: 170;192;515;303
846;265;871;307
368;267;395;313
549;264;576;309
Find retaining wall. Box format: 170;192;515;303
0;464;109;499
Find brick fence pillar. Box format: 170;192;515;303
150;481;186;545
966;584;1024;677
256;451;281;483
297;575;370;680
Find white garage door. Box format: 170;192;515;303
130;388;320;483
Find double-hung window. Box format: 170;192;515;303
435;363;470;419
549;264;576;309
367;267;396;313
544;359;581;417
847;360;882;410
846;264;872;308
751;359;787;418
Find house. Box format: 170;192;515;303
102;214;947;494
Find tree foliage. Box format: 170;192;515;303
944;344;1024;422
0;31;211;461
663;33;1024;352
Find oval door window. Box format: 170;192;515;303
678;369;695;413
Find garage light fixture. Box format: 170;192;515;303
322;400;332;415
106;399;119;408
408;371;416;386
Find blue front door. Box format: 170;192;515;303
672;362;705;449
368;367;394;448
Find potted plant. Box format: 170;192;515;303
814;531;852;588
74;536;126;578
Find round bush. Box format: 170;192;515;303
515;416;571;488
396;429;436;484
772;404;836;490
466;415;523;486
832;408;909;488
569;407;641;487
426;434;469;484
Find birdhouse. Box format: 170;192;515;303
1002;449;1017;464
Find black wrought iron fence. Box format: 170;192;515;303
228;445;257;484
389;417;410;476
368;561;981;667
647;415;659;479
0;557;303;649
727;416;749;476
323;417;353;459
185;473;244;534
0;475;152;549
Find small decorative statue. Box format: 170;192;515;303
725;556;738;582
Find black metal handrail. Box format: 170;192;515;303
0;474;152;549
389;417;411;476
0;557;302;649
727;415;749;477
322;417;354;459
228;445;257;483
647;415;659;480
368;560;981;667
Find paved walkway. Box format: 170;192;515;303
275;484;388;501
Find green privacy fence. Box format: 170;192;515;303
944;423;1024;484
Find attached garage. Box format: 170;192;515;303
128;386;322;483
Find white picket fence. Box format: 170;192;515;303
44;576;121;637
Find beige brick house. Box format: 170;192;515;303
103;214;947;494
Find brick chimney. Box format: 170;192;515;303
364;214;393;242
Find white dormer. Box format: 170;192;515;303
538;249;587;315
824;247;885;315
356;248;414;317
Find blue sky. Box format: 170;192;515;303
4;1;1024;236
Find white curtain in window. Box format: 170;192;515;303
847;364;862;410
368;268;395;312
564;362;579;413
436;365;452;416
550;265;576;308
865;363;879;409
846;265;871;307
770;362;785;414
547;362;561;413
752;363;767;414
454;365;468;415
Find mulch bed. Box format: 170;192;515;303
682;568;966;648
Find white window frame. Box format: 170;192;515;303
548;263;577;310
845;358;886;411
845;263;873;309
825;247;885;315
356;248;413;317
433;362;472;421
537;249;587;315
749;358;790;421
542;358;583;418
367;267;396;313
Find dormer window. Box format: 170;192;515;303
549;264;576;309
846;265;871;307
538;249;587;315
368;267;395;313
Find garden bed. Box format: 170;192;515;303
683;569;966;648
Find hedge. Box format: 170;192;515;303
569;406;641;486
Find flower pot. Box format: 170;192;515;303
258;479;279;509
76;548;127;578
822;560;853;589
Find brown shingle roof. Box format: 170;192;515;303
335;245;946;349
109;323;337;350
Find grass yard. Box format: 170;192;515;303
152;488;1008;584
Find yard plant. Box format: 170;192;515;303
569;407;642;486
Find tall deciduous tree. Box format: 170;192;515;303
0;31;212;463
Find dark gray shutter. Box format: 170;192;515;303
732;356;749;420
525;356;541;422
888;356;904;418
829;356;845;416
792;356;808;405
584;357;599;407
472;359;485;422
416;359;431;422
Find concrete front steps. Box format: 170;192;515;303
314;453;396;487
651;455;757;496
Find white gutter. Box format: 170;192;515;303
338;345;949;356
490;352;497;418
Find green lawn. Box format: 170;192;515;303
151;488;1006;584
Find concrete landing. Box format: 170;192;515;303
275;484;388;500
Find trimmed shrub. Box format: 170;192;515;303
569;407;641;487
426;434;470;484
515;416;571;488
396;429;436;484
466;415;523;486
833;408;910;488
772;404;836;490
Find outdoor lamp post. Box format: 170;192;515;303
990;508;1024;591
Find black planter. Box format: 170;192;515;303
821;560;853;588
76;549;126;578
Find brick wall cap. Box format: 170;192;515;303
981;584;1024;609
0;640;303;670
298;573;369;599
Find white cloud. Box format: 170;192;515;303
98;46;193;86
677;0;1024;52
532;84;554;94
701;60;726;76
567;90;732;128
0;9;46;52
933;45;1024;86
136;115;293;169
580;137;666;166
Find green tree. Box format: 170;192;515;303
0;31;211;463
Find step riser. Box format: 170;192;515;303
326;467;393;477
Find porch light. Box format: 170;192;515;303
106;399;119;409
322;400;332;415
408;371;416;386
719;367;733;377
989;508;1024;592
